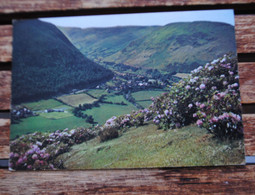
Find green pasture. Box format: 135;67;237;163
57;93;97;107
58;123;245;169
132;90;166;101
86;89;109;98
105;95;129;104
10;115;90;139
83;103;137;125
23;99;64;111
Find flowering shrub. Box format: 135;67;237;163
151;54;243;139
9;128;97;170
103;108;153;130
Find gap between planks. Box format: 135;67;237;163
0;0;254;14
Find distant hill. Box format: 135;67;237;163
61;21;236;73
12;19;113;104
59;26;158;62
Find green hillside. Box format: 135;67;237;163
106;21;236;72
59;26;158;62
61;21;236;73
12;19;113;104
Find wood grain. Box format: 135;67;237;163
235;15;255;54
0;0;254;14
238;62;255;104
0;71;11;110
0;119;9;159
0;25;12;62
0;15;255;63
0;166;254;194
242;114;255;156
1;114;254;158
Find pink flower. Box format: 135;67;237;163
208;66;213;71
27;165;32;169
32;154;38;160
195;102;201;107
185;85;191;90
188;103;193;108
210;116;219;123
223;81;228;85
228;71;234;75
199;84;206;90
196;120;203;126
17;158;23;165
200;104;205;109
231;83;238;88
211;86;217;90
164;110;169;115
193;113;197;118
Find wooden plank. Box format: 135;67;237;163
1;114;254;158
0;25;12;62
0;15;255;63
239;63;255;104
242;114;255;156
235;15;255;54
0;71;11;110
0;0;254;14
0;165;254;194
0;119;9;159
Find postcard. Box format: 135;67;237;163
10;9;245;170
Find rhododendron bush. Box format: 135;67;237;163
9;128;97;170
151;54;243;139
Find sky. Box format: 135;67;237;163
40;9;234;29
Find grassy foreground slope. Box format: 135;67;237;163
58;123;244;169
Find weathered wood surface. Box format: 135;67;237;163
0;62;253;111
242;114;255;156
0;119;9;159
235;15;255;54
238;63;255;104
0;1;254;193
0;0;254;14
0;71;11;110
0;25;12;62
0;114;254;158
0;15;255;63
0;166;254;194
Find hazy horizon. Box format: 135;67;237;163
40;10;235;29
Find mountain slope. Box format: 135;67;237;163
12;19;113;104
61;21;236;73
106;21;236;72
59;26;158;62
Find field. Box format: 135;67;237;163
10;115;90;139
105;94;129;104
83;103;137;125
132;90;166;101
23;99;64;111
56;93;97;107
57;123;245;169
87;89;109;98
